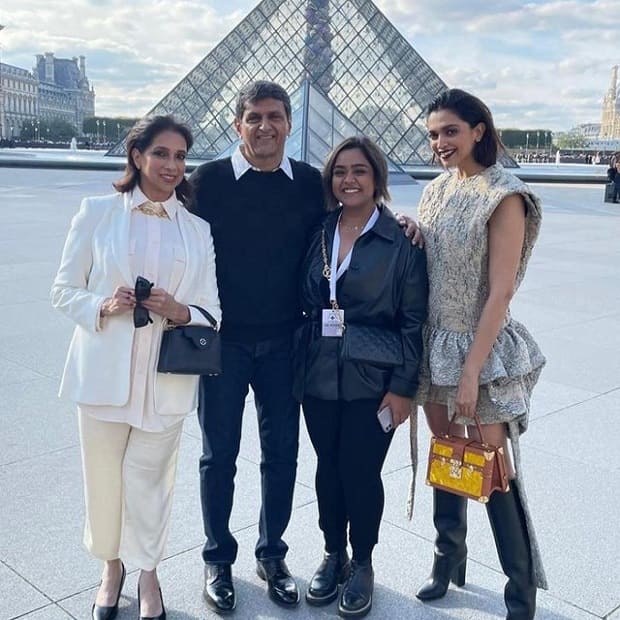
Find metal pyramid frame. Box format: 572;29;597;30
217;79;416;183
108;0;448;165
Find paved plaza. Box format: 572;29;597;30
0;167;619;619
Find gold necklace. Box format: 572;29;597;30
136;201;169;219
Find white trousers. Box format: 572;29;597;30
78;411;184;570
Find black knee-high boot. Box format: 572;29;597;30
486;482;536;620
416;489;467;601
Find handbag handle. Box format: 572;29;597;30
446;413;490;446
189;304;218;329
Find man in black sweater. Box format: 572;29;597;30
190;81;325;613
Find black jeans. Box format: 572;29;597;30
198;335;299;564
302;396;394;561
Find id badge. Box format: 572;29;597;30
322;308;345;337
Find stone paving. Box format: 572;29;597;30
0;168;619;619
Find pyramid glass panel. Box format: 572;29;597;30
108;0;449;165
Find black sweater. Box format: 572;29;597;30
189;158;325;341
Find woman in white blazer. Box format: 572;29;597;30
51;115;221;620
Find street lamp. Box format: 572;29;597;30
102;119;106;143
35;119;40;142
525;132;530;159
536;130;540;153
96;119;100;144
116;122;120;140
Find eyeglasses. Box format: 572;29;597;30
134;276;154;328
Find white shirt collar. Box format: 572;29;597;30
130;186;179;219
231;145;294;181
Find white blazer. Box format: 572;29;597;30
51;192;221;415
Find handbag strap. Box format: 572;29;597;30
189;305;218;328
447;413;489;446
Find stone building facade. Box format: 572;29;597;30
0;63;38;139
0;52;95;139
34;53;95;132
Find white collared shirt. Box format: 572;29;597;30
231;145;294;181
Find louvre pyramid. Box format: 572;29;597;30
218;79;415;183
109;0;448;165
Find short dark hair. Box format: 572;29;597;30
322;136;391;211
426;88;504;167
234;80;292;121
113;115;194;205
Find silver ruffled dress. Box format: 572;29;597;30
411;163;548;589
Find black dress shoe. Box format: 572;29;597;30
256;558;300;607
203;563;236;614
137;585;166;620
306;550;350;606
338;559;373;618
92;563;126;620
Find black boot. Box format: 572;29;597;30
416;489;467;601
306;549;350;606
486;482;536;620
338;559;373;618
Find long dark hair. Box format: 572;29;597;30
113;115;194;205
426;89;504;167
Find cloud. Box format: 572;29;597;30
0;0;618;130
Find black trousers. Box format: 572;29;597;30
198;335;299;564
302;396;394;561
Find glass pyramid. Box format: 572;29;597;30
217;79;415;183
109;0;448;165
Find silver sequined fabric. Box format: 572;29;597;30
415;164;546;428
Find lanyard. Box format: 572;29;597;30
329;207;379;307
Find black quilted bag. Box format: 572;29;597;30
341;324;404;367
157;305;221;375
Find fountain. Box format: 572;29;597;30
70;137;78;151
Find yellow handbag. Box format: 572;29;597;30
426;414;509;503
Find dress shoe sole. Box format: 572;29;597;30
338;594;372;618
203;590;236;615
305;586;339;606
256;565;301;608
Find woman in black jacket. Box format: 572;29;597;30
293;136;428;618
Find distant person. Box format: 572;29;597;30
294;137;428;617
613;160;620;202
51;115;220;620
414;89;547;619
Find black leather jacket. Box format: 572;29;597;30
293;205;428;402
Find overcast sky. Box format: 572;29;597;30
0;0;618;131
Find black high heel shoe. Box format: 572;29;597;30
92;562;126;620
137;584;166;620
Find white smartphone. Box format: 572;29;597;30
377;406;394;433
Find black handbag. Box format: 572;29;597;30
157;305;221;375
341;324;404;367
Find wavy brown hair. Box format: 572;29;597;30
113;115;194;205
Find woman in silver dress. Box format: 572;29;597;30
414;89;547;620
